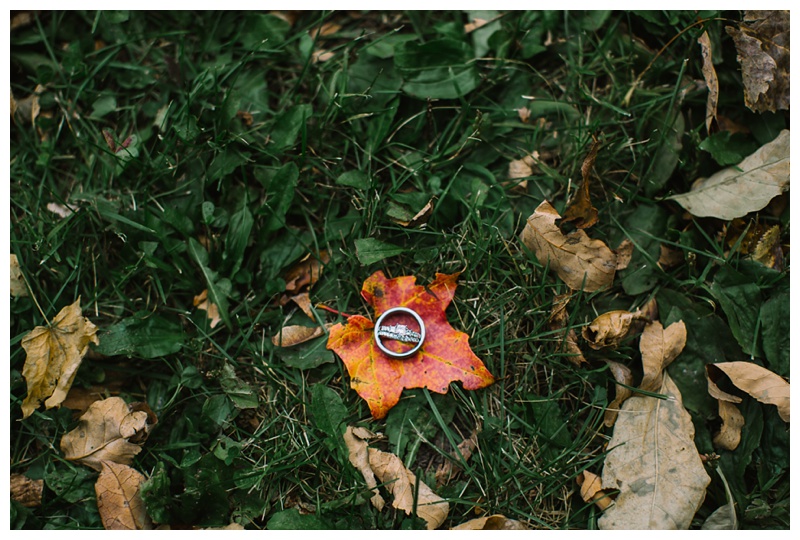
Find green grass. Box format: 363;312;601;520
9;10;789;530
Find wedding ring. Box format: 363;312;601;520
374;307;425;358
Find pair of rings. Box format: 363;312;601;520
374;307;426;358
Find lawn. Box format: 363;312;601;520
9;10;789;530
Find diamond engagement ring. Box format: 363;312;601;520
374;307;426;358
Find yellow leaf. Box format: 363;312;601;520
10;254;28;297
60;397;154;471
95;461;152;530
520;200;617;292
20;298;99;418
708;361;790;422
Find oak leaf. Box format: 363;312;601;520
61;397;154;471
668;129;789;220
95;461;152;530
520;200;617;292
707;361;789;422
326;271;495;419
20;298;99;418
599;373;711;529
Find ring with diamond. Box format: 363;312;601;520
374;307;426;358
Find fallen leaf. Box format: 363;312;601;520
20;298;99;418
581;308;650;350
343;426;386;511
193;289;222;328
435;428;479;487
95;461;152;530
283;291;315;319
614;238;634;271
10;84;45;126
604;359;633;428
10;254;28;297
451;514;527;530
283;250;329;295
638;320;687;393
697;31;719;132
576;470;612;511
562;137;600;229
271;324;328;347
368;448;450;529
599;373;711;529
520;200;617;292
389;198;434;228
10;473;43;508
516;106;531;123
548;293;587;366
712;399;745;451
726;10;789;113
668;129;789;220
46;202;77;219
508;152;541;190
60;397;154;471
707;362;789;422
657;244;684;269
327;271;495;419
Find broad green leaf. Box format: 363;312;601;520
208;147;248;181
618;204;668;295
310;385;347;457
267;508;330;530
239;13;290;50
276;337;334;370
364;34;418;59
258;162;299;232
91;95;117;119
354;237;406;265
395;38;480;99
220;363;258;410
95;314;184;359
644;111;684;196
270;104;312;150
140;462;171;525
202;394;234;427
759;291;789;376
335;170;371;189
188;238;231;328
224;198;253;277
709;279;763;357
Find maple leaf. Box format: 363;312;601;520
20;298;99;419
326;271;495;419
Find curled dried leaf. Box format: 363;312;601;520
562;137;600;229
548;293;587;366
520;200;617;292
639;320;687;393
712;399;745;451
604;359;633;428
697;31;719;132
343;426;385;511
60;397;154;471
576;470;612;511
707;362;789;422
451;514;527;530
582;308;649;350
271;324;328;347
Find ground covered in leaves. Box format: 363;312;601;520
9;10;789;530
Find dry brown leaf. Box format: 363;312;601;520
516;106;531;123
604;359;633;428
368;448;449;529
576;470;612;511
726;11;789;113
10;253;28;297
658;244;684;269
707;362;789;422
582;308;650;350
562;137;600;229
638;320;687;393
95;461;152;530
464;17;489;33
451;514;527;530
283;250;330;295
193;289;222;328
435;428;479;487
668;129;789;220
520;200;617;292
10;84;45;125
508;153;541;189
10;473;43;508
343;426;386;511
285;291;315;319
20;298;99;418
60;397;153;471
713;399;745;451
614;238;634;271
697;31;719;133
599;373;711;529
548;293;587;366
271;324;328;347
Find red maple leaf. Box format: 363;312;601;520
326;271;495;419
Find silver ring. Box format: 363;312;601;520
374;307;426;358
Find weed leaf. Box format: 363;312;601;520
20;298;99;418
